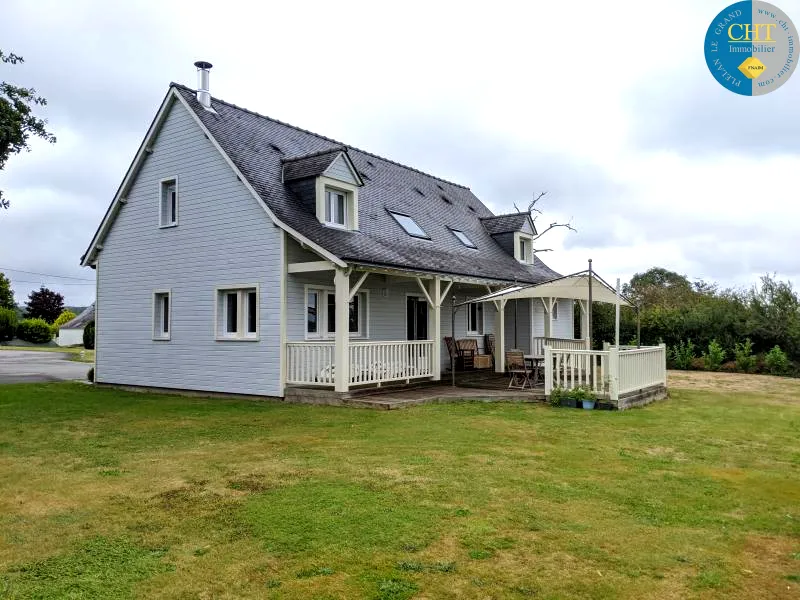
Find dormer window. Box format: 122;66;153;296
515;232;534;263
389;211;429;239
325;189;347;227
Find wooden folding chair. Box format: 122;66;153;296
506;349;532;390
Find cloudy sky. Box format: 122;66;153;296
1;0;798;307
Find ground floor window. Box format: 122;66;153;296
467;301;484;335
153;290;171;340
216;286;258;340
306;288;367;338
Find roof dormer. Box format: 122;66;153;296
282;148;364;231
481;213;538;263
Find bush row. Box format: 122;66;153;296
669;338;793;376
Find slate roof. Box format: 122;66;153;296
282;148;344;182
481;213;533;236
62;303;94;329
173;84;561;285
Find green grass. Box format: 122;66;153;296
0;373;798;599
0;344;94;363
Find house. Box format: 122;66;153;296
81;62;665;405
56;303;94;347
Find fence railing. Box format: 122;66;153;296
544;344;667;401
544;348;609;396
532;337;589;356
285;340;435;387
618;345;667;395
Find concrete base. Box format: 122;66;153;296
614;384;668;410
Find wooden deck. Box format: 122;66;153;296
284;369;545;410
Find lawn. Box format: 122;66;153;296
0;373;798;599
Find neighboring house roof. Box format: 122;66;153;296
481;213;536;236
171;84;560;284
62;304;95;329
83;83;562;285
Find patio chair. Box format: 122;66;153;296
456;339;477;370
444;336;461;371
506;349;533;390
484;333;496;368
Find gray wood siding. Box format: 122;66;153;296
96;100;283;396
324;154;358;184
531;298;575;339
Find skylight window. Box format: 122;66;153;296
451;229;476;248
389;211;428;238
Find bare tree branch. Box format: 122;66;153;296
532;220;577;241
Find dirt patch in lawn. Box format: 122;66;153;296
668;370;800;400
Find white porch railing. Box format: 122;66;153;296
285;340;435;387
532;337;588;356
544;344;666;401
618;345;667;395
544;348;609;396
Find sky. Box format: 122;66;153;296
0;0;798;307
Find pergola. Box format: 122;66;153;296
459;265;633;372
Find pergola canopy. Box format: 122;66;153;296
460;271;632;307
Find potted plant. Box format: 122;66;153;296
568;385;597;410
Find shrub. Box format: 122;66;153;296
720;361;737;373
549;386;565;407
702;339;726;372
87;367;94;382
764;345;789;375
50;310;77;337
690;357;705;370
0;307;17;342
567;385;596;402
670;339;695;370
16;318;53;344
83;321;95;350
734;338;756;373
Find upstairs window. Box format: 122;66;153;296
389;211;429;239
153;290;171;340
325;189;347;227
516;233;534;263
451;229;476;248
216;286;258;340
160;178;178;227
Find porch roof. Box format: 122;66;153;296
458;271;632;306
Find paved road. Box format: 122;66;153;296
0;351;91;384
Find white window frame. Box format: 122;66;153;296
466;301;484;335
324;189;348;228
514;232;534;263
315;176;359;231
388;211;430;239
552;300;559;321
304;284;369;340
159;177;178;228
214;285;259;341
152;289;171;341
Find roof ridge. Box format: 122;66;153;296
170;82;471;190
480;213;527;221
280;147;344;164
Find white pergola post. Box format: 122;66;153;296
495;298;508;373
333;268;350;393
429;276;442;381
543;297;554;338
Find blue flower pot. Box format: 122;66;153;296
582;400;596;410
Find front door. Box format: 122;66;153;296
406;297;428;341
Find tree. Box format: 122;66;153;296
24;286;64;323
1;50;56;210
513;192;577;253
0;272;14;309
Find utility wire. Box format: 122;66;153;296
0;267;94;282
10;279;95;286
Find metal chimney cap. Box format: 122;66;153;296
194;61;213;69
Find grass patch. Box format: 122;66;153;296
3;536;172;599
0;373;798;598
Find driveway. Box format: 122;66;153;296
0;351;90;384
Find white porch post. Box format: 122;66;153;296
429;276;442;381
495;298;507;373
609;346;620;402
334;267;350;393
578;300;590;349
544;297;554;338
